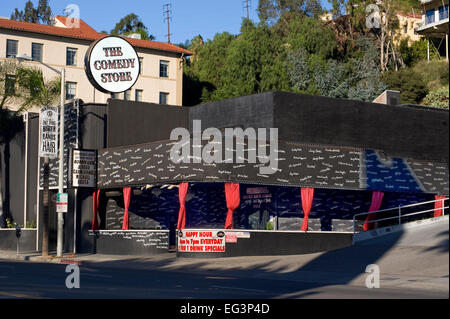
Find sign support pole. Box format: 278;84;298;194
57;69;65;257
42;156;49;256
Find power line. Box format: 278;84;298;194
243;0;251;19
163;3;173;43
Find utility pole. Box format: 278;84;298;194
243;0;251;19
163;3;172;43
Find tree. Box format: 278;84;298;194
186;32;235;102
211;19;290;101
287;36;386;101
258;0;323;26
11;0;53;25
347;36;387;101
0;61;60;227
287;17;338;59
111;14;154;40
36;0;52;25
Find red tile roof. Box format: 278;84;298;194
396;11;422;19
0;16;192;56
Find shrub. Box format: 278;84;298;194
422;85;449;108
381;68;428;104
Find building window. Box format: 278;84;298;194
110;92;120;99
439;5;449;20
426;9;435;24
135;89;143;102
5;74;16;95
6;39;18;58
66;82;76;100
403;25;407;34
124;89;131;101
159;92;169;104
32;43;43;62
66;47;77;66
139;57;143;75
160;60;169;78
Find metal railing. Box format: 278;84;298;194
352;197;449;238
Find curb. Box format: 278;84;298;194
0;251;82;265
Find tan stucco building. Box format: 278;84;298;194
395;12;423;45
0;16;191;112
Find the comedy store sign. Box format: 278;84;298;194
85;36;140;93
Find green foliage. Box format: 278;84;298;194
381;68;428;104
287;36;386;101
25;220;36;229
287;17;337;59
181;1;438;107
10;0;52;25
400;39;439;67
16;67;61;109
258;0;323;27
422;85;449;109
1;60;60;112
111;13;154;40
211;20;290;100
413;60;449;90
6;217;15;228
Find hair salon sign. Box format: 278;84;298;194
85;36;140;93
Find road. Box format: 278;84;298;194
0;220;448;299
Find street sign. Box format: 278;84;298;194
56;193;68;213
71;149;97;188
39;106;59;158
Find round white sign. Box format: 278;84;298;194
84;36;140;93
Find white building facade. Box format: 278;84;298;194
0;16;191;112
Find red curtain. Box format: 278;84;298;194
91;189;101;230
122;187;132;230
300;188;314;232
177;182;189;230
363;191;384;231
434;195;447;217
224;183;240;229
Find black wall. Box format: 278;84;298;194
0;112;39;230
76;103;108;253
107;99;189;148
177;231;354;258
273;92;449;163
189;92;274;132
104;91;449;163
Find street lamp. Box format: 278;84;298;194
17;53;66;257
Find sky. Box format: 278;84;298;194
1;0;332;45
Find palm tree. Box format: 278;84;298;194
0;61;60;227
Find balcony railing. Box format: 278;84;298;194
439;8;449;21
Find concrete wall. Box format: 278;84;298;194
0;229;36;252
